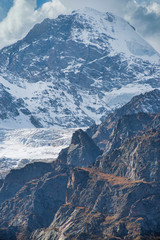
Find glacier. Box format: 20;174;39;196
0;127;76;178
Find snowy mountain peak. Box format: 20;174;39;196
72;7;113;20
71;8;159;61
0;8;160;128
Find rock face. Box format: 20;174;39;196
0;8;160;128
31;168;160;240
0;91;160;239
110;88;160;117
98;129;160;182
0;83;21;120
87;89;160;149
57;129;102;167
104;112;160;152
0;162;54;203
0;162;69;240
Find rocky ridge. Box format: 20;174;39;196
0;161;70;240
57;129;102;167
98;129;160;182
0;90;160;239
87;89;160;149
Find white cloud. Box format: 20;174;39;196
0;0;66;49
35;0;67;21
147;2;160;14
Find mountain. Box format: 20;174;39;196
0;8;160;128
98;129;160;182
87;89;160;149
105;112;160;151
0;9;160;239
0;124;160;239
0;161;69;240
0;89;160;179
0;89;160;239
38;168;160;240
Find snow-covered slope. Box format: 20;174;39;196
0;127;75;178
0;7;160;128
71;8;159;62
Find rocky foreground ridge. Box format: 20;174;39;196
0;90;160;240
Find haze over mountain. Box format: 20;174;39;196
0;8;160;129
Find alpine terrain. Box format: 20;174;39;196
0;7;160;128
0;89;160;240
0;7;160;240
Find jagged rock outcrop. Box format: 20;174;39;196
87;89;160;149
0;129;102;239
0;173;68;240
1;128;160;239
31;168;160;240
0;161;69;240
105;112;160;152
57;129;102;167
0;83;20;120
0;162;54;203
30;109;160;239
111;88;160;118
98;129;160;182
0;92;160;239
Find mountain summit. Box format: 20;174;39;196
0;8;160;128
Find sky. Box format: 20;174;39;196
0;0;159;52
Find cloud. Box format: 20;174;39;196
35;0;67;20
0;0;13;21
124;1;160;52
123;1;160;34
0;0;66;49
